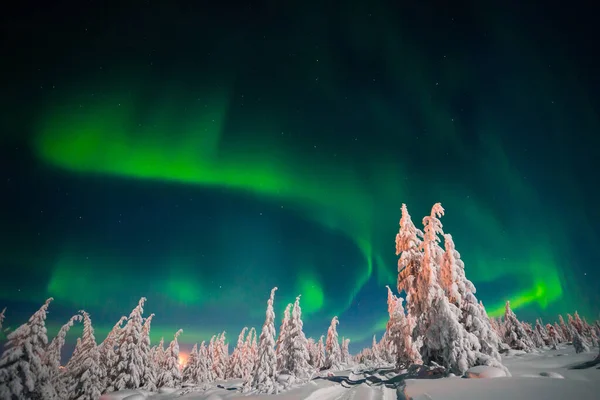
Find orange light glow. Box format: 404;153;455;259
178;352;189;368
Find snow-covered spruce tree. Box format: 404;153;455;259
151;337;166;384
244;287;279;394
371;334;381;364
229;327;248;379
315;335;325;370
276;303;292;372
0;307;5;331
341;338;351;365
98;316;127;392
214;331;228;380
241;329;256;380
0;298;57;400
417;204;488;375
440;234;504;367
545;324;559;349
572;329;590;353
64;311;103;400
522;322;543;348
198;341;211;382
535;319;550;347
111;297;148;391
281;295;311;383
503;301;534;351
182;344;199;383
395;204;423;340
307;338;316;367
140;313;157;391
553;322;565;343
325;316;342;370
385;286;420;368
558;315;571;341
571;312;585;336
44;314;82;396
157;329;183;388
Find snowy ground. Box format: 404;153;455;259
101;347;600;400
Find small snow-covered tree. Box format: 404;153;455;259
341;338;351;365
182;344;199;383
65;311;103;400
241;329;256;380
385;286;420;368
0;298;57;400
314;336;325;370
0;307;6;331
558;315;571;341
206;336;216;382
546;324;558;349
98;316;127;392
503;301;534;352
45;313;82;396
151;337;166;383
157;329;183;388
229;327;248;379
276;303;292;372
213;331;228;380
325;316;342;370
572;329;590;353
244;287;279;394
571;312;584;336
195;341;211;383
535;319;550;347
111;297;148;391
553;322;565;343
281;295;311;383
140;313;156;391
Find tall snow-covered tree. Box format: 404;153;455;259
44;313;82;396
157;329;183;388
229;327;248;379
0;298;57;400
503;301;534;351
276;303;292;372
64;311;103;400
244;287;279;394
325;316;342;370
198;341;211;383
182;344;199;384
282;295;311;382
111;297;148;391
385;286;420;368
140;313;156;391
213;331;228;380
241;329;256;380
98;316;127;392
396;204;424;320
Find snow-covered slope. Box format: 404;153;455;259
100;347;599;400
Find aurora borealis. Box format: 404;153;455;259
1;1;598;353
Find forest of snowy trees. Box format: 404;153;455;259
0;203;598;399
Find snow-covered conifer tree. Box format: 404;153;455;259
151;337;166;383
315;335;325;370
572;329;590;353
140;313;156;391
503;301;534;351
341;338;351;364
111;297;148;391
572;312;584;336
546;324;559;349
553;322;565;343
213;331;228;380
0;298;57;400
276;303;292;372
182;344;199;383
325;316;342;370
558;315;571;341
65;311;103;400
307;338;316;367
241;329;256;380
45;313;82;396
282;295;311;382
98;316;127;392
385;286;420;368
229;327;248;379
157;329;183;388
206;335;216;382
0;307;5;331
244;287;278;394
535;319;550;347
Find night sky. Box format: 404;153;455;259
1;0;598;354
